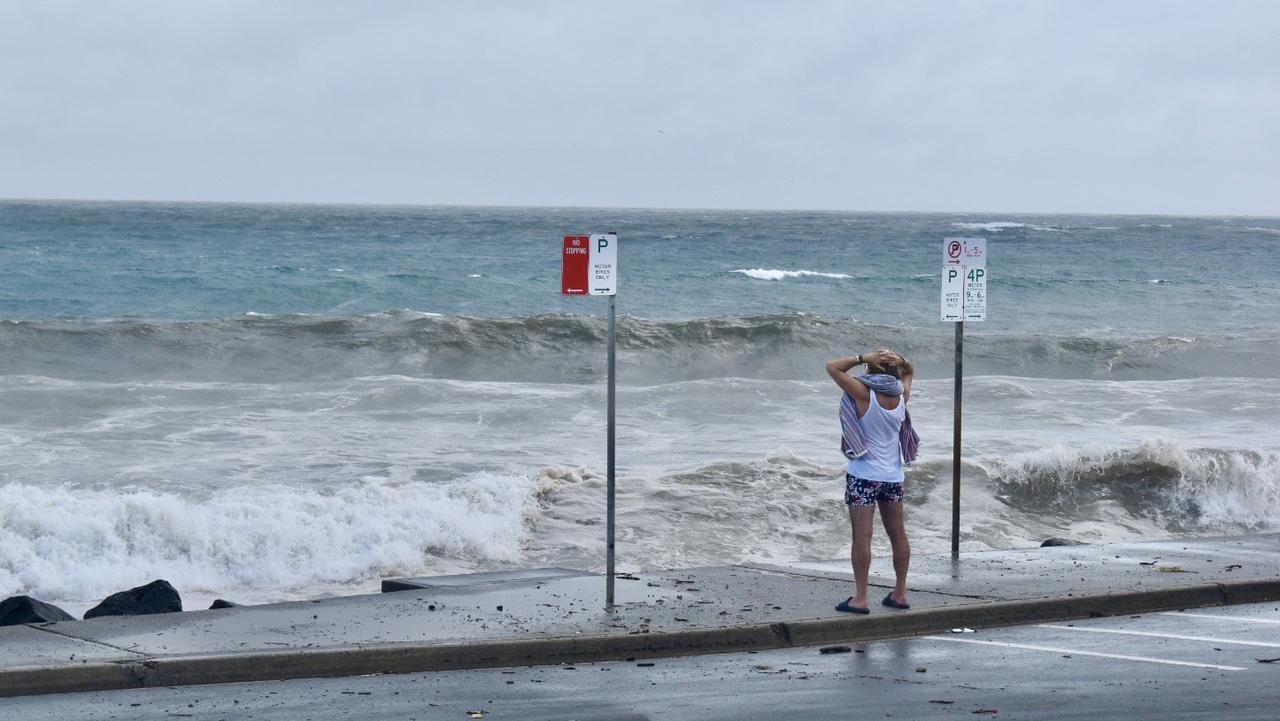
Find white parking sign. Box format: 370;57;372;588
589;233;617;296
964;266;986;321
941;266;964;321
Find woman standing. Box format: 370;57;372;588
825;349;916;614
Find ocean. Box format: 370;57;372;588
2;200;1278;613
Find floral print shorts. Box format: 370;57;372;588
844;474;904;506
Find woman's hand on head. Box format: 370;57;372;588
863;349;897;367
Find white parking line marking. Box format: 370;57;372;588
1160;611;1280;625
927;636;1246;671
1037;624;1280;648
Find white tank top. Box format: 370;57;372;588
845;391;906;483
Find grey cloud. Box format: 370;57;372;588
2;1;1277;214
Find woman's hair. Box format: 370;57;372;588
868;355;914;379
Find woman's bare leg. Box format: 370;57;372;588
847;504;876;609
878;499;910;606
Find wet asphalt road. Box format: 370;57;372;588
5;602;1280;720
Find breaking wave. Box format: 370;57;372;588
2;312;1277;384
529;443;1280;570
3;444;1276;606
0;472;544;604
987;440;1280;532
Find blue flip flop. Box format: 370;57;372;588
881;592;910;610
835;598;870;614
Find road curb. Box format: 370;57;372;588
4;579;1279;698
0;662;139;698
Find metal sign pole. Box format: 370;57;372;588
561;232;619;608
942;237;984;559
952;320;963;557
606;293;617;608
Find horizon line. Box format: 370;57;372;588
1;195;1278;220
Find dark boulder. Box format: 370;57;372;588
83;580;183;619
1040;538;1086;547
208;599;240;610
0;595;75;626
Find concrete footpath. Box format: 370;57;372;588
2;533;1278;698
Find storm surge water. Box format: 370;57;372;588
2;201;1278;609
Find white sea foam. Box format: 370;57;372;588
951;221;1027;232
0;473;540;605
732;269;851;281
390;309;445;318
950;221;1065;233
1246;226;1280;235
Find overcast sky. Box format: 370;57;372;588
2;1;1277;215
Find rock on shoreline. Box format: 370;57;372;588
84;579;183;619
0;595;75;626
